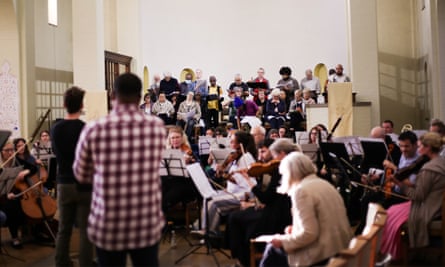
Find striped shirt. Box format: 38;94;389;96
73;103;166;251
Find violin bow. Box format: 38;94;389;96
339;157;409;200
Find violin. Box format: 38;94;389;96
393;155;429;181
247;159;280;177
217;150;242;183
382;143;395;199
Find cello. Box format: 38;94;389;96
11;109;57;240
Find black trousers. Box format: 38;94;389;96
227;207;263;266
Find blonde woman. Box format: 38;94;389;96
260;152;351;267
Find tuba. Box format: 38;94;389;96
401;123;413;133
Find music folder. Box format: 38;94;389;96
246;82;268;89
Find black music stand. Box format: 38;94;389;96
359;138;388;172
175;163;230;267
0;130;11;149
319;142;351;170
160;149;188;177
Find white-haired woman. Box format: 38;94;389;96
265;88;286;130
260;152;352;267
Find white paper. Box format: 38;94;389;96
210;148;233;164
186;163;218;199
254;234;278;243
240;116;262;128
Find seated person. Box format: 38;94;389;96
227;139;298;267
177;92;201;143
152;92;175;125
260;152;352;267
201;131;257;234
161;127;198;214
265;89;286;130
0;141;31;248
379;132;445;263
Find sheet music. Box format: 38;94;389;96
160;149;189;177
186;163;218;199
210;148;232;164
295;131;309;144
177;110;196;120
198;136;214;155
254;234;277;243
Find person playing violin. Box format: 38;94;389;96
161;126;198;214
356;131;420;234
0;141;29;248
379;132;445;263
227;138;299;267
201;131;257;235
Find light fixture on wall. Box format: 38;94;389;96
48;0;58;26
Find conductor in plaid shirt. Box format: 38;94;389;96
73;73;166;266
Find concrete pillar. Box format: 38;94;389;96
346;0;381;128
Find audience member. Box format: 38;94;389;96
328;64;351;83
229;74;249;96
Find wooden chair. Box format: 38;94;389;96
401;191;445;265
249;238;266;267
338;237;370;267
325;256;348;267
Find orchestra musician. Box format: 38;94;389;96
0;141;29;248
30;130;53;167
355;130;420;234
379;132;445;263
227;139;298;267
259;152;352;267
201;131;257;235
161;126;198;214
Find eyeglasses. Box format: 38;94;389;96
2;149;14;152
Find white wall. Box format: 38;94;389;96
34;0;73;71
140;0;350;88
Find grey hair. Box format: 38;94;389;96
269;139;301;154
277;151;317;194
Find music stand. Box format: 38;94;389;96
198;137;213;156
160;149;189;177
359;137;388;171
0;130;11;149
175;163;230;267
295;131;309;145
319;142;351;169
300;143;318;161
